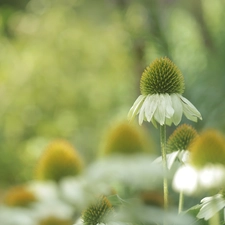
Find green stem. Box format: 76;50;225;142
160;125;168;211
209;212;220;225
178;190;184;213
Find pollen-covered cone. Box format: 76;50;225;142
82;196;112;225
100;121;155;156
189;130;225;168
3;185;37;207
35;140;83;182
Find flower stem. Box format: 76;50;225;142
209;212;220;225
160;125;168;211
178;191;184;213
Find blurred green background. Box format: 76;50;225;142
0;0;225;187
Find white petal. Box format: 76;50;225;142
172;165;199;195
179;95;202;121
197;194;225;220
151;117;158;128
145;94;158;122
199;165;225;190
154;95;166;125
152;155;162;164
128;95;146;121
170;93;183;125
178;150;189;164
164;94;174;118
167;151;180;169
138;96;149;125
165;117;173;126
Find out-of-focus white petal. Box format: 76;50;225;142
179;95;202;121
178;150;189;164
172;165;199;195
199;164;225;190
170;94;183;125
153;151;180;170
197;194;225;220
167;151;180;169
74;217;84;225
128;95;146;121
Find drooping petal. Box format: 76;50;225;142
138;96;149;125
170;93;183;125
197;194;225;220
128;95;146;121
151;117;158;128
145;94;158;123
183;110;198;122
165;117;173;126
154;94;166;125
178;150;189;164
179;95;202;121
167;151;180;169
152;151;179;170
164;93;174;119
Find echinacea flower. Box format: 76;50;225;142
172;130;225;195
82;196;112;225
128;57;202;126
153;124;198;169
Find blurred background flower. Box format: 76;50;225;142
0;0;225;224
35;140;83;182
99;121;155;156
173;129;225;195
1;0;225;187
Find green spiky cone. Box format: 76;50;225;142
167;124;198;153
190;130;225;168
35;140;83;182
3;185;37;207
140;57;185;95
100;121;155;156
82;196;112;225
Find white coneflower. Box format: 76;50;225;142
173;130;225;195
128;57;202;126
166;124;198;169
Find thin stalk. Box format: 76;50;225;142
178;191;184;213
209;212;220;225
160;125;168;210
